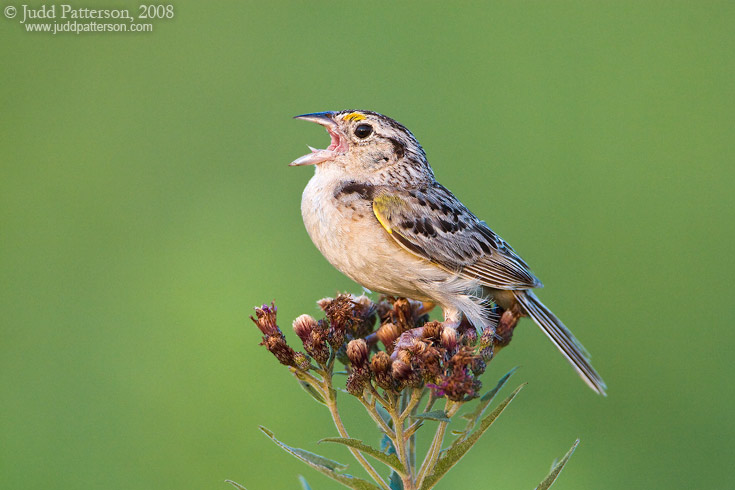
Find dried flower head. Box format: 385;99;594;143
346;339;369;367
293;314;317;342
251;303;281;337
306;326;330;365
376;322;401;352
247;295;574;490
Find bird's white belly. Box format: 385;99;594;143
301;175;440;301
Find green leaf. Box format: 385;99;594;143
389;471;404;490
259;426;381;490
319;437;406;474
535;439;580;490
454;367;518;441
462;367;517;422
299;475;312;490
412;410;451;423
420;384;524;490
380;434;396;456
297;381;327;405
376;404;392;427
224;480;248;490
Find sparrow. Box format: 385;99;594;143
290;110;606;395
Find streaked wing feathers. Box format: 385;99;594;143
372;184;541;290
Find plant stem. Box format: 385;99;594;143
415;400;462;489
357;396;395;438
391;402;414;490
322;375;391;490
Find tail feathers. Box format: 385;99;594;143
513;291;607;396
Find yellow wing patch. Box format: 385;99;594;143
372;194;406;235
343;112;366;122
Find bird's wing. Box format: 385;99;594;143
372;183;542;290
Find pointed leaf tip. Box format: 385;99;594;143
225;480;248;490
299;475;312;490
535;439;580;490
258;426;381;490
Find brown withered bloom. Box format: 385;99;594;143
370;351;395;391
430;346;483;401
251;303;281;337
346;339;369;367
246;295;570;490
306;323;330;365
293;314;317;342
251;304;299;367
376;322;401;353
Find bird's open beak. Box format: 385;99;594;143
290;112;348;166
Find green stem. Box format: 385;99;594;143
358;395;395;438
391;402;414;490
323;375;391;490
415;401;462;488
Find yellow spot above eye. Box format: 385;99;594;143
343;112;366;122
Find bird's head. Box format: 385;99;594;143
290;110;433;184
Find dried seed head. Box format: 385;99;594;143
346;339;369;367
293;314;317;342
377;323;401;352
250;303;280;336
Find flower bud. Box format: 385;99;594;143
376;323;400;352
346;339;369;367
422;321;443;340
370;351;396;391
441;327;458;351
293;314;317;342
391;359;412;381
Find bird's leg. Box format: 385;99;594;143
441;308;462;330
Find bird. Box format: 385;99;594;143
290;110;606;395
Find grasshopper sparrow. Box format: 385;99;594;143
290;110;606;395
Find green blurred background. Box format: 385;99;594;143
2;1;733;488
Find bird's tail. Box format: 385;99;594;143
513;290;607;395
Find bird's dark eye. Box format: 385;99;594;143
354;124;373;139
